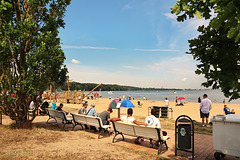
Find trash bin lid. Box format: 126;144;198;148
212;114;240;123
178;118;190;122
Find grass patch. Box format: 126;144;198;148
133;116;212;135
111;143;170;160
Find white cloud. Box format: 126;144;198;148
164;13;177;20
66;55;205;89
62;45;117;50
133;49;179;52
71;59;80;64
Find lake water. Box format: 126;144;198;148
86;90;240;104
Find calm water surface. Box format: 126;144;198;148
86;90;240;104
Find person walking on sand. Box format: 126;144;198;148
200;94;212;127
164;98;169;107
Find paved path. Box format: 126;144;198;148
1;115;239;160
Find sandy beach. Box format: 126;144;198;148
57;98;240;122
1;98;240;160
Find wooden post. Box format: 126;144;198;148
83;83;102;99
118;108;120;118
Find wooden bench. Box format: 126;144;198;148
111;121;170;155
71;113;111;139
47;110;73;128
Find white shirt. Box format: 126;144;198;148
29;101;35;110
164;100;169;106
121;116;135;123
145;115;161;128
200;98;212;113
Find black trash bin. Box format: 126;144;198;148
178;118;191;149
160;107;168;118
175;115;194;159
153;106;160;118
67;99;70;104
152;106;168;118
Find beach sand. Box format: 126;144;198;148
1;98;240;160
59;98;240;122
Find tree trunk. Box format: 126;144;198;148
15;103;33;129
16;119;32;129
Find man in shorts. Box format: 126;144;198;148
200;94;212;127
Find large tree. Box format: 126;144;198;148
171;0;240;101
0;0;70;128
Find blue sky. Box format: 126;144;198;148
59;0;210;89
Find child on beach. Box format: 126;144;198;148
223;105;235;115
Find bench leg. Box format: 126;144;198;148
47;116;57;123
106;129;110;136
164;141;168;150
72;123;84;131
112;132;124;143
121;133;124;141
158;143;162;155
98;129;104;139
72;123;76;130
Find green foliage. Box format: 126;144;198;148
171;0;240;101
0;0;71;128
58;82;181;91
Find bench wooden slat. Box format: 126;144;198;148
47;110;73;128
71;113;110;139
134;125;159;139
85;115;99;127
114;121;135;135
111;121;170;155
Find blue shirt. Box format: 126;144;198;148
52;102;56;110
224;107;231;115
56;107;62;111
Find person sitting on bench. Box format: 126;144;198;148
145;108;162;148
109;108;147;144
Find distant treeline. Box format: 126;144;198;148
58;81;180;91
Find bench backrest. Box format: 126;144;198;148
113;121;161;140
85;115;100;127
48;109;56;117
55;111;66;120
114;121;135;136
72;114;86;124
134;125;159;139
